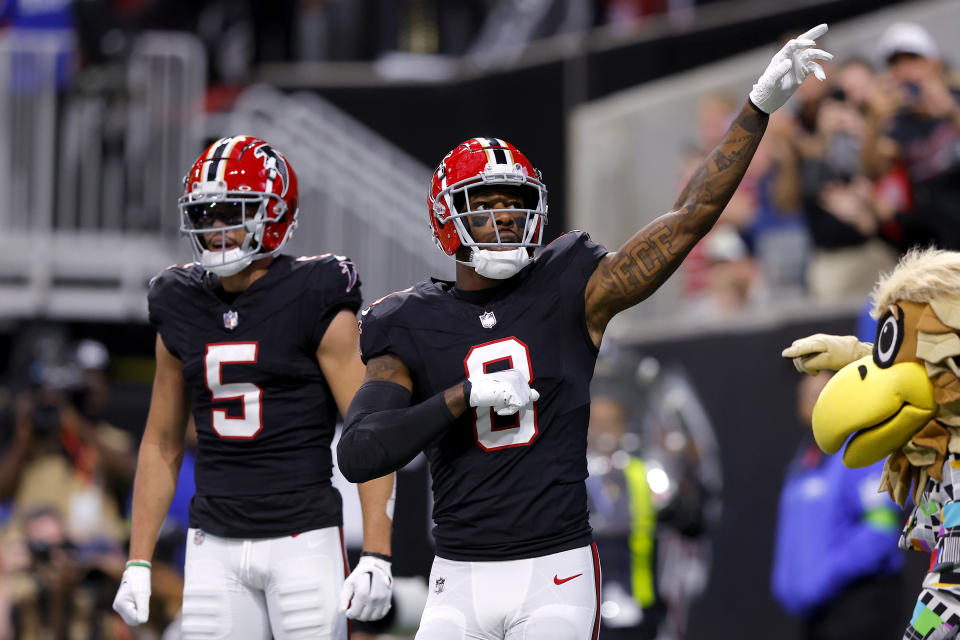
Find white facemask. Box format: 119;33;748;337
201;248;254;277
471;247;531;279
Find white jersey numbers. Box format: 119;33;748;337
204;342;263;438
463;337;539;451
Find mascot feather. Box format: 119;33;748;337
783;247;960;640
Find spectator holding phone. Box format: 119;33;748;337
861;22;960;250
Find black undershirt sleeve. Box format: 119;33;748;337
337;380;461;483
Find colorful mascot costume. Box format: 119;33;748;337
783;248;960;640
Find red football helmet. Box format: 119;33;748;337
179;135;299;276
428;137;547;257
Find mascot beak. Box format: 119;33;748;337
812;355;937;467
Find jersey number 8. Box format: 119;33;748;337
464;337;539;451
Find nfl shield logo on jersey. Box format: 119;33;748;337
434;577;445;594
223;310;239;330
479;311;497;329
194;529;205;545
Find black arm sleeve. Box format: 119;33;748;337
337;380;460;483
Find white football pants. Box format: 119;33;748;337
415;543;601;640
180;526;350;640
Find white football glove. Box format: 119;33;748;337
340;554;393;621
749;23;833;114
113;561;151;626
468;368;540;416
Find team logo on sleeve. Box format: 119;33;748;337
335;255;359;292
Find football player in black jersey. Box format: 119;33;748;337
112;136;395;639
337;26;832;640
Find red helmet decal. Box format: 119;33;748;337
252;142;290;199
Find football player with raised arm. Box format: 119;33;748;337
111;136;395;639
337;27;832;640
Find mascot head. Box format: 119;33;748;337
812;248;960;504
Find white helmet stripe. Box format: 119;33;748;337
215;137;244;181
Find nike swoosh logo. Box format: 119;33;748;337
554;573;582;585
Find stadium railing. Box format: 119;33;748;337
226;84;453;302
0;31;450;320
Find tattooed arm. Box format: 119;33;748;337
583;24;832;346
584;101;768;345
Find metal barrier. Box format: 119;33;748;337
226;84;453;303
0;29;70;234
0;31;206;320
0;30;450;320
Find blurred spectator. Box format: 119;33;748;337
0;0;75;88
467;0;592;69
370;0;488;58
586;393;663;640
682;92;805;310
0;339;136;635
862;22;960;251
771;372;905;640
3;506;126;639
741;111;809;299
0;343;133;549
798;58;898;301
685;224;762;318
296;0;372;61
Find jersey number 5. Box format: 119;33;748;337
205;342;263;439
464;337;539;451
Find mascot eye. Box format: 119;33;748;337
873;309;903;369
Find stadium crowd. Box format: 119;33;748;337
679;22;960;319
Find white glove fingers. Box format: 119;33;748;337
495;405;520;416
529;389;540;402
359;602;376;621
113;564;151;626
798;23;828;41
771;58;793;82
137;604;150;623
339;585;354;612
809;62;827;82
803;48;833;62
343;555;392;621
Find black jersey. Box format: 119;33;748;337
359;231;608;561
148;254;362;538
